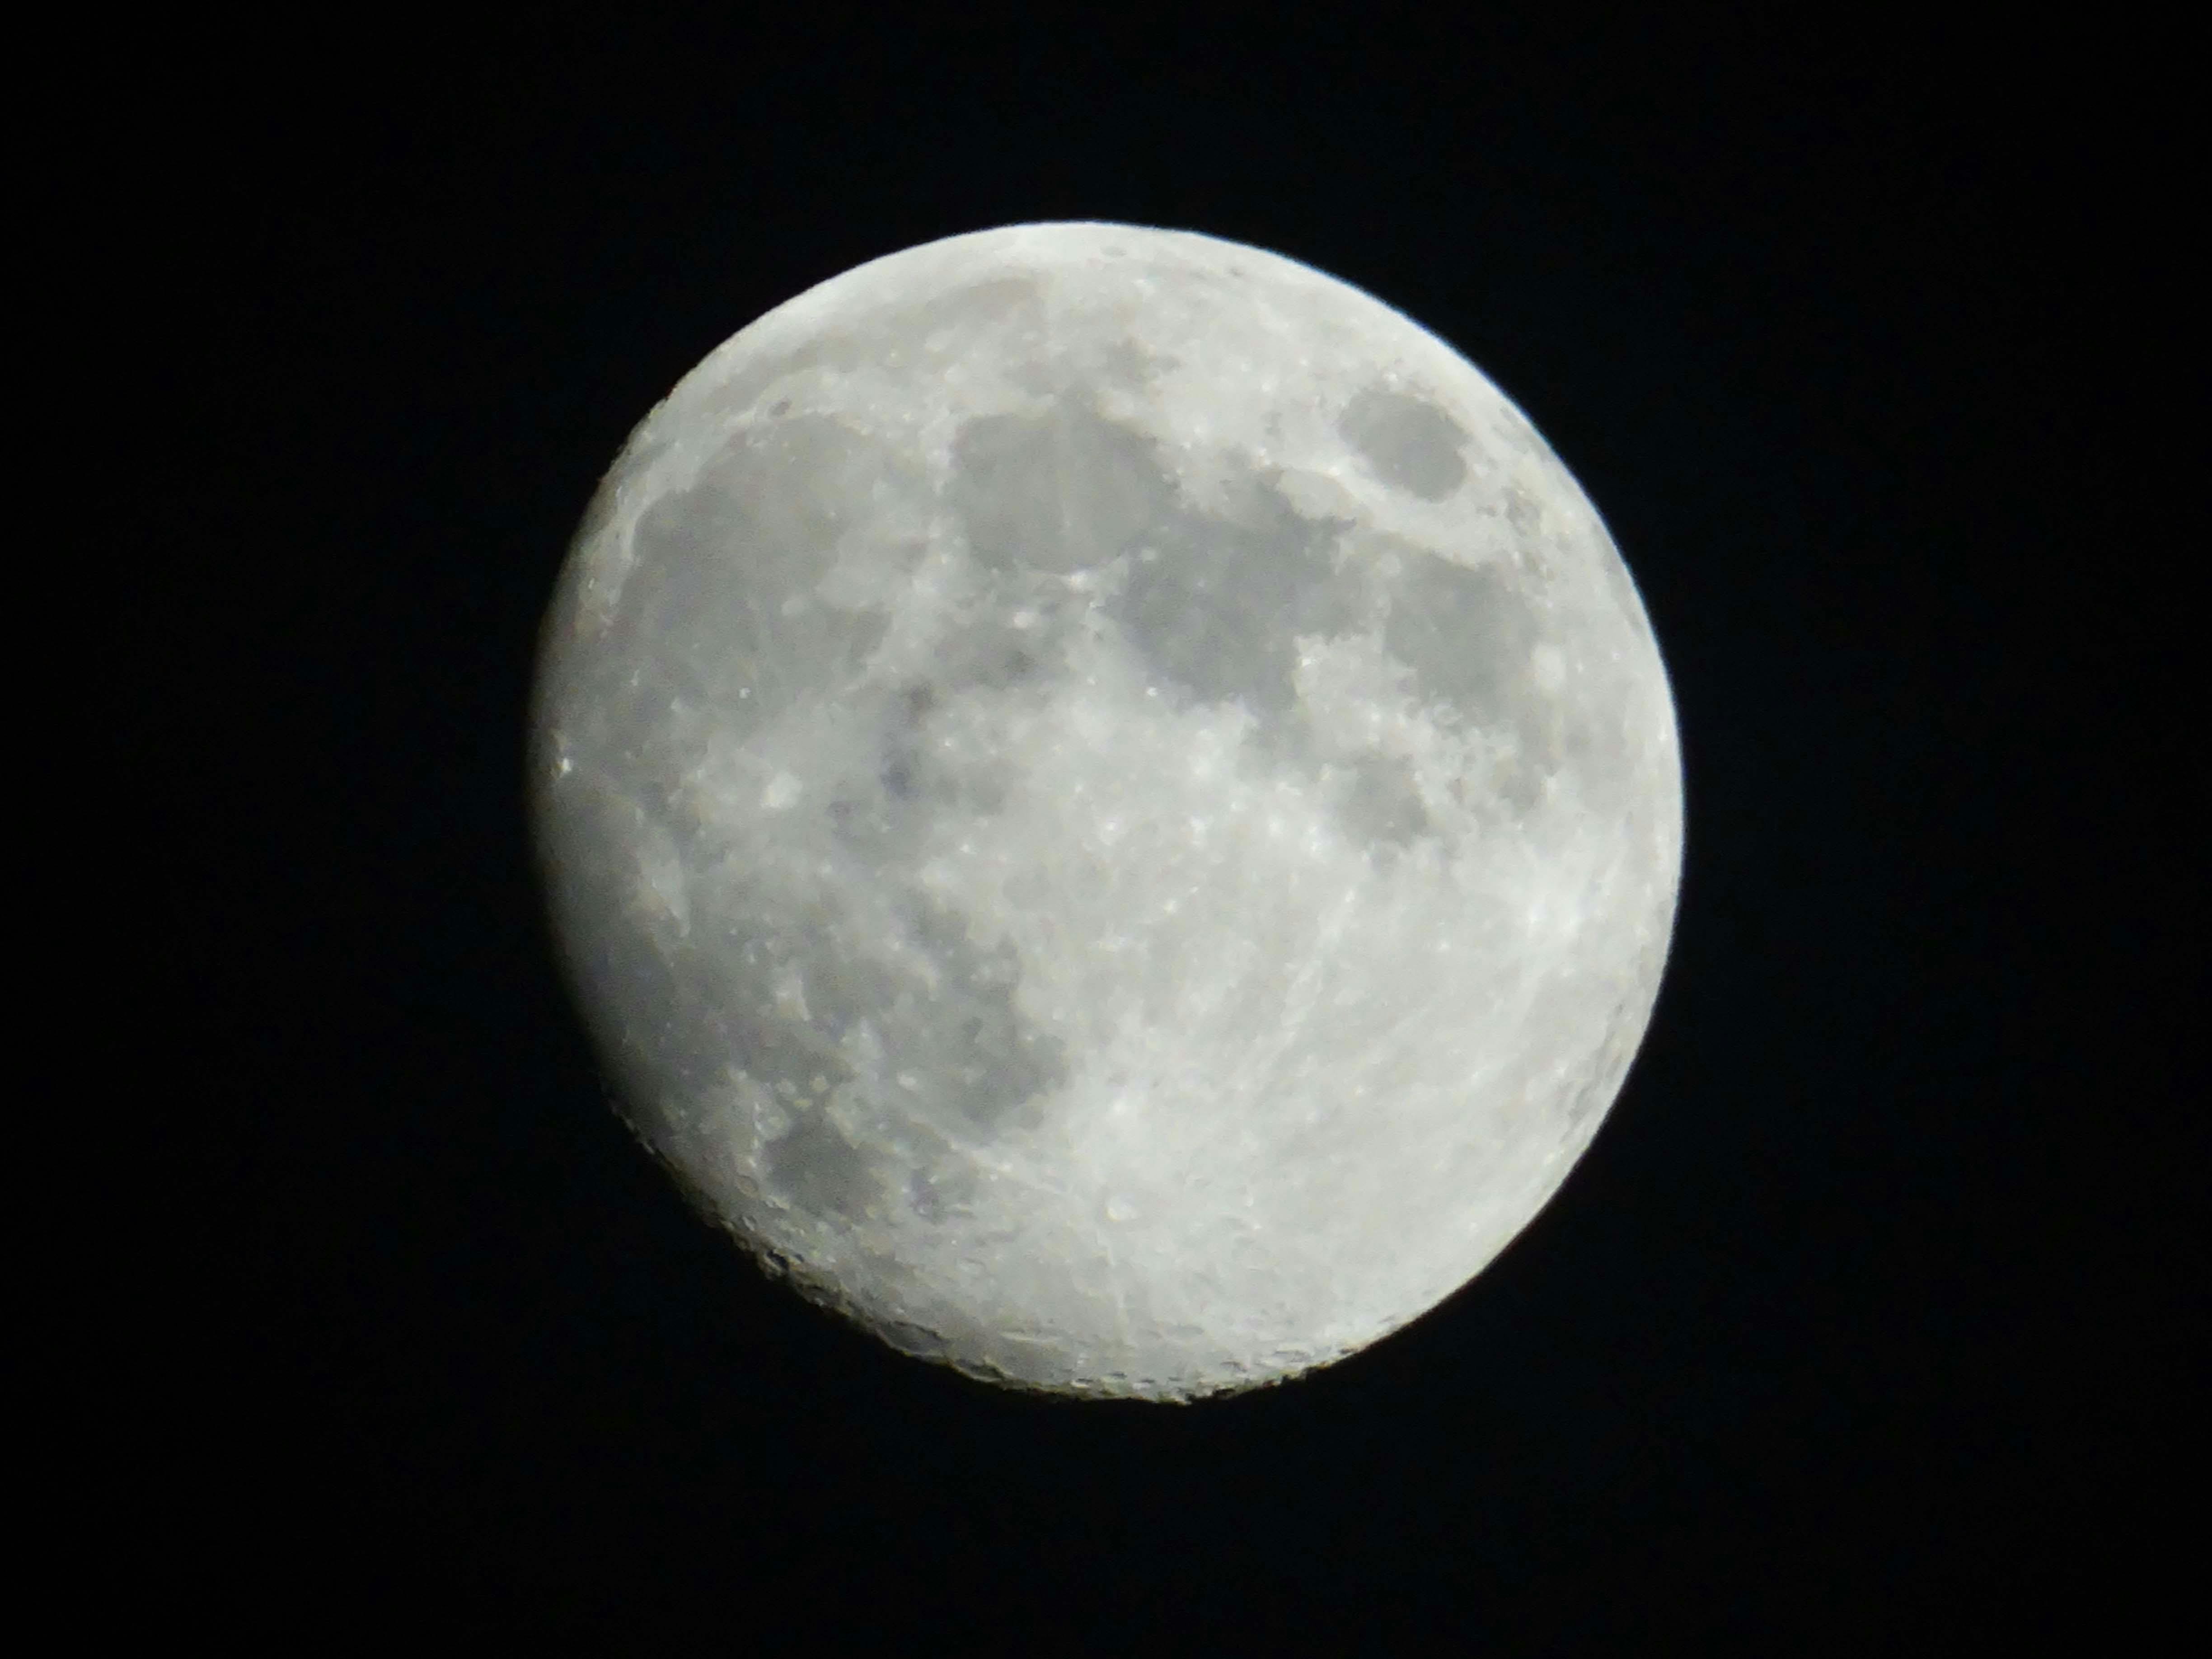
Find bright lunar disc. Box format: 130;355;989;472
531;222;1682;1399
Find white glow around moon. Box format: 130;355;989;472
530;222;1682;1400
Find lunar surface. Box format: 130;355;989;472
530;223;1682;1399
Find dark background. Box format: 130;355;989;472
137;12;2189;1645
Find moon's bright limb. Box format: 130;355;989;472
531;223;1682;1400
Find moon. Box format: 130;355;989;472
531;222;1682;1400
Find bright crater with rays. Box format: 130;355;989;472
531;223;1682;1399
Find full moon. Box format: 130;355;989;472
531;222;1682;1399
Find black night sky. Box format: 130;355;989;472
142;14;2189;1644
